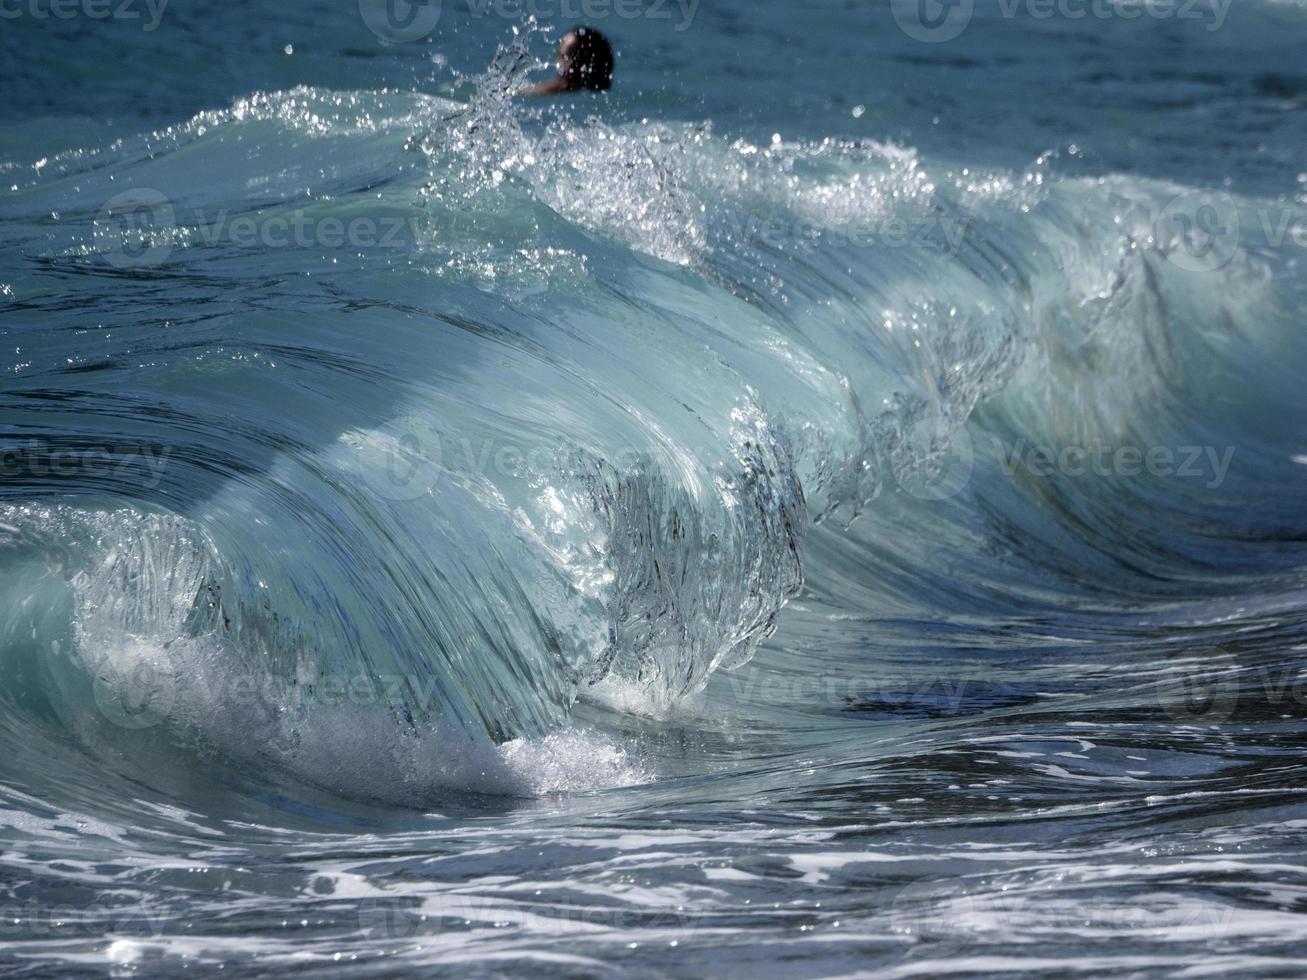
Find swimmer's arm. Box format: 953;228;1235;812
520;76;571;97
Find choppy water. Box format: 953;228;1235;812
4;0;1307;975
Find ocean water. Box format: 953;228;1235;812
3;0;1307;974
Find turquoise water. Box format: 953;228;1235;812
4;1;1307;975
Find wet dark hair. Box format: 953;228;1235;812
562;26;614;92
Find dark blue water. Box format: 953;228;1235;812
3;0;1307;975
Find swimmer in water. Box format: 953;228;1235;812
523;26;614;96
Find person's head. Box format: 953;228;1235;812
556;26;613;92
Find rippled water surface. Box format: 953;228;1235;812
3;0;1307;975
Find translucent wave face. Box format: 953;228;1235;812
2;22;1303;816
1;505;648;801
